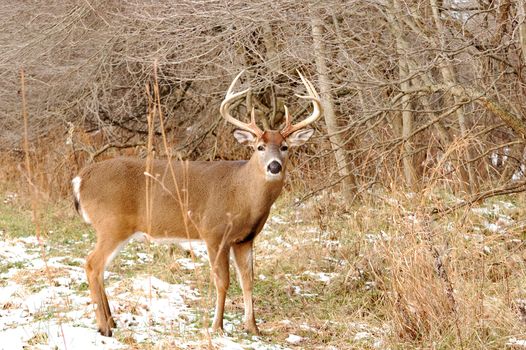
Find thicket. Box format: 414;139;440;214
2;0;526;203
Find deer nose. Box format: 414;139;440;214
267;161;282;174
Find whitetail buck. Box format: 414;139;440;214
72;71;321;337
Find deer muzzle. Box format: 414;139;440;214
267;160;282;175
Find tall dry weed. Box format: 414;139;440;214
344;186;526;348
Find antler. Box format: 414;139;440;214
280;71;322;137
220;71;264;137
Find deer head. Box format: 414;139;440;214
220;71;322;181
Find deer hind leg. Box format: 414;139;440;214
232;240;260;335
86;234;128;337
206;243;231;333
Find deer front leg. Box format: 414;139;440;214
232;240;260;335
207;243;231;333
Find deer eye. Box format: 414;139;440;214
257;145;265;151
280;145;288;152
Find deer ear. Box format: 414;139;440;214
286;129;314;147
233;129;256;145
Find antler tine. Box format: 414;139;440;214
250;107;259;129
296;70;320;100
281;70;322;137
225;70;249;99
220;70;263;137
283;105;291;126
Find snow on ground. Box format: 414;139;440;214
507;338;526;348
471;200;516;233
0;235;289;350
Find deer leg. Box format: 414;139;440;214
86;236;126;337
232;240;260;335
207;243;231;333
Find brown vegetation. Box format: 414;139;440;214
2;0;526;348
2;0;526;200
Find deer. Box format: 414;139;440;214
72;71;322;337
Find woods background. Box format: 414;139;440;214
3;0;526;200
2;1;526;349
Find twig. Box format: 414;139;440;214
433;179;526;216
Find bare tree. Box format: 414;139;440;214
2;0;526;200
310;9;356;200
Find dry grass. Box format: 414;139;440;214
2;113;526;349
189;186;524;349
2;79;525;347
1;180;526;349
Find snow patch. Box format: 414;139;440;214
285;334;302;344
0;235;286;349
507;337;526;348
302;271;338;284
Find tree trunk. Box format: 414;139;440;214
310;12;355;201
262;22;282;128
430;0;478;193
398;56;418;188
518;2;526;66
387;0;418;188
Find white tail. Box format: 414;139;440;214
73;71;321;337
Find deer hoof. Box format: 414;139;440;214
211;326;225;336
98;327;113;337
245;324;260;335
108;317;116;329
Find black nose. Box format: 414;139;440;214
267;161;282;174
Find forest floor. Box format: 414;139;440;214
0;189;526;349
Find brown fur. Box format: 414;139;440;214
261;130;285;144
79;156;282;244
76;131;292;337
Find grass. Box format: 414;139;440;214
0;196;33;238
1;188;526;349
